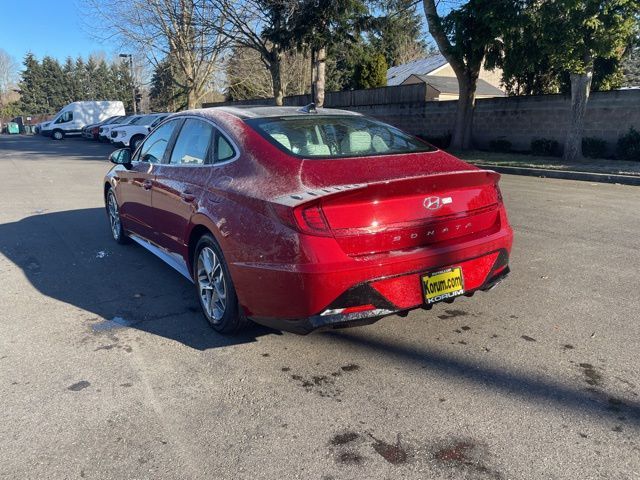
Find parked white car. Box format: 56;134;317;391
98;115;140;142
110;114;168;150
40;101;125;140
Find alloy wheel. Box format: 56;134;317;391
197;247;227;323
107;192;121;240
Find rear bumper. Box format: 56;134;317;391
251;250;511;334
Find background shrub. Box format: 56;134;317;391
616;128;640;161
531;138;561;157
582;137;608;159
489;138;512;153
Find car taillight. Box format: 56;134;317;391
272;202;332;237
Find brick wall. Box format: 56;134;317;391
205;88;640;154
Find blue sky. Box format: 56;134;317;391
0;0;111;66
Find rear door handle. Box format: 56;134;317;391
181;192;196;203
142;180;153;190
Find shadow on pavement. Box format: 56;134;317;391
325;330;640;426
0;207;279;350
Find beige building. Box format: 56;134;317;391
387;55;506;101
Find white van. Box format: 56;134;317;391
41;101;126;140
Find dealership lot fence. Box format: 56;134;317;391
204;85;640;155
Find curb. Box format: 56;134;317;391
470;164;640;186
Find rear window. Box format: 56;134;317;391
246;115;435;158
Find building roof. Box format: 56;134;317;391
386;55;448;86
404;75;506;97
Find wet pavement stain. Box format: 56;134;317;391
23;256;41;274
521;335;537;342
289;365;361;400
606;397;625;413
68;380;90;391
438;309;469;320
331;431;359;446
341;364;360;372
579;363;603;387
433;439;501;479
370;434;408;465
338;451;363;465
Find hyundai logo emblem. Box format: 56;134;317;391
424;196;442;210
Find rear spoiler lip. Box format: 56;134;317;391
273;169;500;207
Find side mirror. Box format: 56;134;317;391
109;148;132;166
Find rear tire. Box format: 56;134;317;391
52;129;64;140
193;234;246;333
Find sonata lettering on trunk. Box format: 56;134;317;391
391;222;473;243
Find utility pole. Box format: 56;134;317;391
119;53;137;114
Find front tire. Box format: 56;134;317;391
130;135;144;151
106;189;129;244
193;234;246;333
52;129;64;140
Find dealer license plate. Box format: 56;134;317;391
422;267;465;305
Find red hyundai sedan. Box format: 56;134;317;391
104;106;513;334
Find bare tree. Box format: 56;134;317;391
0;49;19;109
226;45;311;100
85;0;228;109
214;0;300;106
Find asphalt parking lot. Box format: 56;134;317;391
1;134;639;480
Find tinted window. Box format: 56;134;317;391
216;133;235;162
135;120;178;163
246;115;435;158
55;111;73;124
170;119;214;166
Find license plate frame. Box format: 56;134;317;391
421;267;465;305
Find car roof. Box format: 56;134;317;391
176;105;363;121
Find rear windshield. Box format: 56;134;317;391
246;115;435;158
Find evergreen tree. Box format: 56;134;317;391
370;0;427;67
41;56;67;111
74;58;89;101
62;57;80;102
149;58;187;111
19;53;48;114
85;57;99;100
94;59;114;100
354;52;388;89
113;60;135;112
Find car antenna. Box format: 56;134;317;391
298;103;317;114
